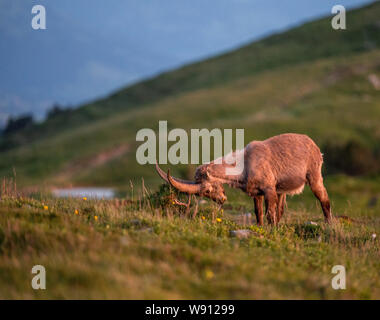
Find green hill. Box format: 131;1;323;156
1;1;380;189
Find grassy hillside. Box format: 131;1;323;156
0;2;380;189
1;49;380;188
0;183;379;299
0;2;380;300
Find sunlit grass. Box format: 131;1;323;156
0;180;378;299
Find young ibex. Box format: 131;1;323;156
156;133;332;225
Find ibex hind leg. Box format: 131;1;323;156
307;172;332;223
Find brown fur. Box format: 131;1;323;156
159;133;333;226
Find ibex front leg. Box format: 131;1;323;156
254;196;264;226
276;194;286;223
264;188;278;226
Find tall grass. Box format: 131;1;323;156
0;181;378;299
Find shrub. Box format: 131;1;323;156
323;140;380;176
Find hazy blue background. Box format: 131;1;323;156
0;0;374;125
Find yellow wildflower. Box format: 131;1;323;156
74;209;79;215
205;269;214;279
43;205;48;210
216;218;222;222
94;215;98;221
201;216;206;220
82;197;87;201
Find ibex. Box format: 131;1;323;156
156;133;332;225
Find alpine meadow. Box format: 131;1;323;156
0;2;379;299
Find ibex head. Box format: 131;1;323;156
155;163;227;204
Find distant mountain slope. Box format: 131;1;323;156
0;1;379;188
2;1;379;150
